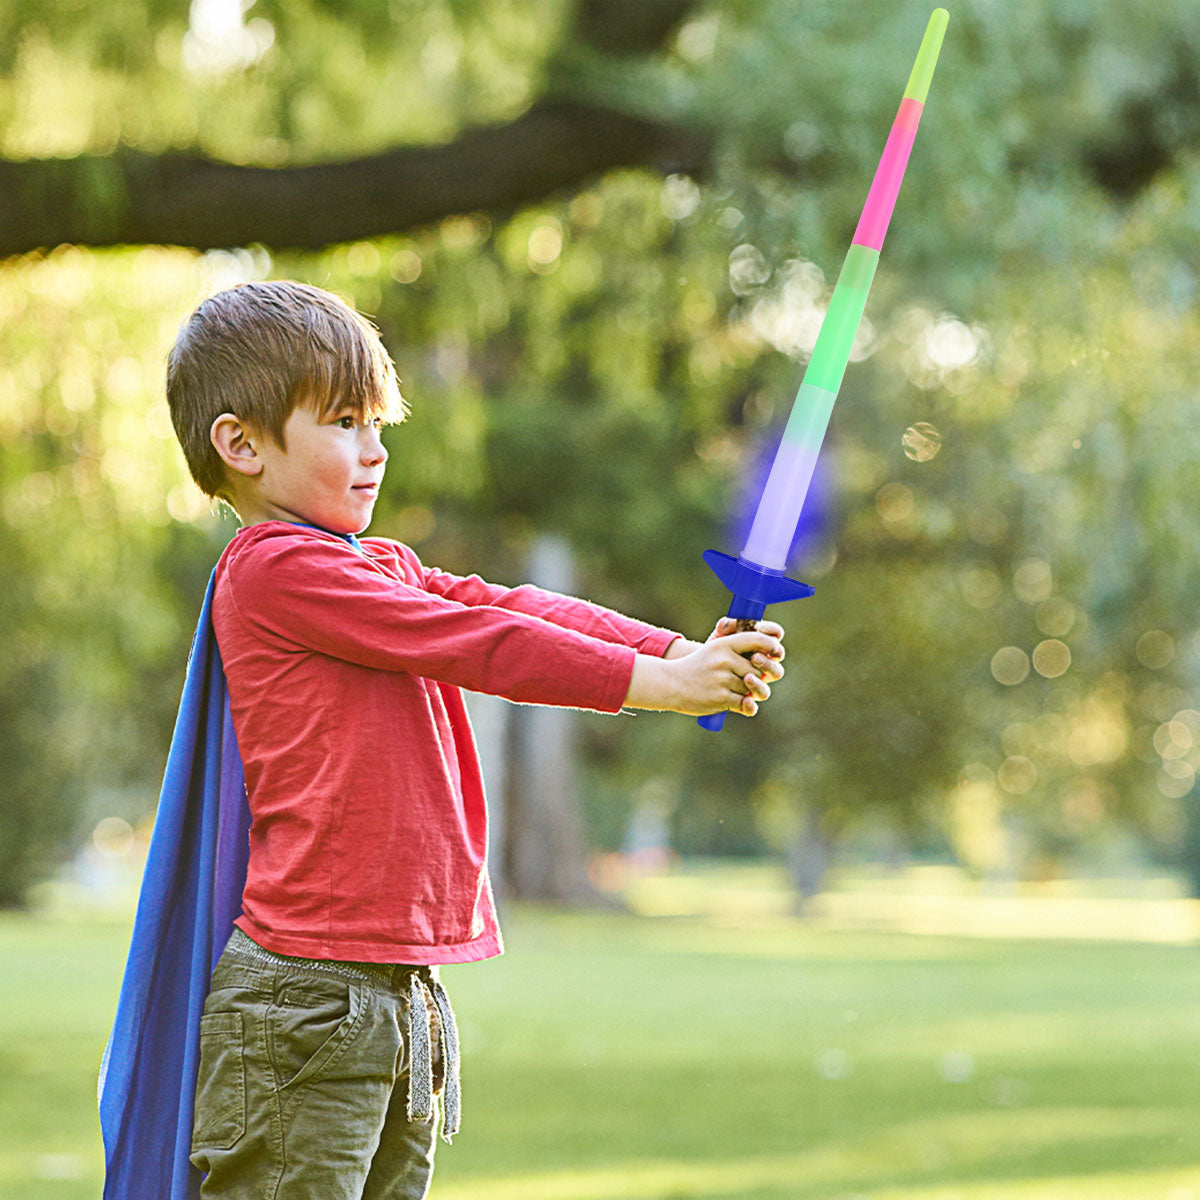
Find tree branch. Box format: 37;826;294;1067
572;0;697;55
0;0;708;258
0;100;711;257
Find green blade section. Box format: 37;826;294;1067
903;8;949;104
781;380;839;448
802;244;879;394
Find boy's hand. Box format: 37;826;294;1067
669;617;787;686
709;616;786;716
708;615;786;657
629;623;785;717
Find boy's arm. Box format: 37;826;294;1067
408;553;684;659
226;533;639;713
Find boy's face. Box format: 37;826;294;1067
235;402;388;534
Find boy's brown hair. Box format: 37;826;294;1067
166;280;407;502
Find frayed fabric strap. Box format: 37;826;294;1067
404;968;461;1144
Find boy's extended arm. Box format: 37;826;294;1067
406;549;684;658
226;532;641;712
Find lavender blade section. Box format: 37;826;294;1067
740;381;838;569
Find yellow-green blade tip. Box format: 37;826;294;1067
903;8;949;104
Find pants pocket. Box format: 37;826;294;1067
191;1011;246;1151
267;977;363;1091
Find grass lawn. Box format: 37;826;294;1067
3;863;1200;1199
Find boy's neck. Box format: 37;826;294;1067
238;518;357;549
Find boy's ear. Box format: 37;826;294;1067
210;412;264;478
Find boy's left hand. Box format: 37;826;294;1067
708;616;786;684
664;618;786;688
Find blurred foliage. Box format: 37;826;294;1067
1;0;1200;902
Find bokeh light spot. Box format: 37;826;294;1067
1032;639;1071;678
875;482;914;523
1013;558;1052;603
991;646;1030;686
1137;629;1175;669
661;174;701;221
814;1048;851;1081
1154;720;1193;759
389;249;422;284
939;1050;976;1083
528;220;563;272
998;755;1037;794
93;816;135;859
347;242;382;277
902;421;942;462
959;566;1000;609
1035;597;1076;637
1158;762;1196;799
924;317;979;370
966;506;1007;546
729;244;770;295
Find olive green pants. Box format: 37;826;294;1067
190;927;448;1199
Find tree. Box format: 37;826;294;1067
2;0;1200;908
0;1;704;255
2;1;1198;256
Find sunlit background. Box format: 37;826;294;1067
4;0;1200;1196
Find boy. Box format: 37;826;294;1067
138;280;785;1199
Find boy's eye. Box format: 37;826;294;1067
337;415;383;429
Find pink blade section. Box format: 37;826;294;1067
851;97;924;251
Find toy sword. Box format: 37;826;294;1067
698;8;949;731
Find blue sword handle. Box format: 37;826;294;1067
696;550;815;733
696;609;765;732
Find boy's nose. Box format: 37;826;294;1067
363;433;388;466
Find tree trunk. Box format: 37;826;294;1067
1179;797;1200;899
1178;648;1200;896
501;534;598;904
460;688;511;898
786;805;835;914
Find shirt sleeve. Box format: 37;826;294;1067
387;543;683;659
223;532;637;713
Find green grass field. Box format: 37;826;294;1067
4;864;1200;1199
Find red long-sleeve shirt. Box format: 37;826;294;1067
212;521;682;964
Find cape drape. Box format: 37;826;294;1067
96;527;363;1198
97;567;250;1200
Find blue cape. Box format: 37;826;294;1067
98;528;361;1199
97;567;249;1200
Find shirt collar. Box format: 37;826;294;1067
290;522;364;553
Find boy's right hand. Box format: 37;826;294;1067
624;630;785;718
